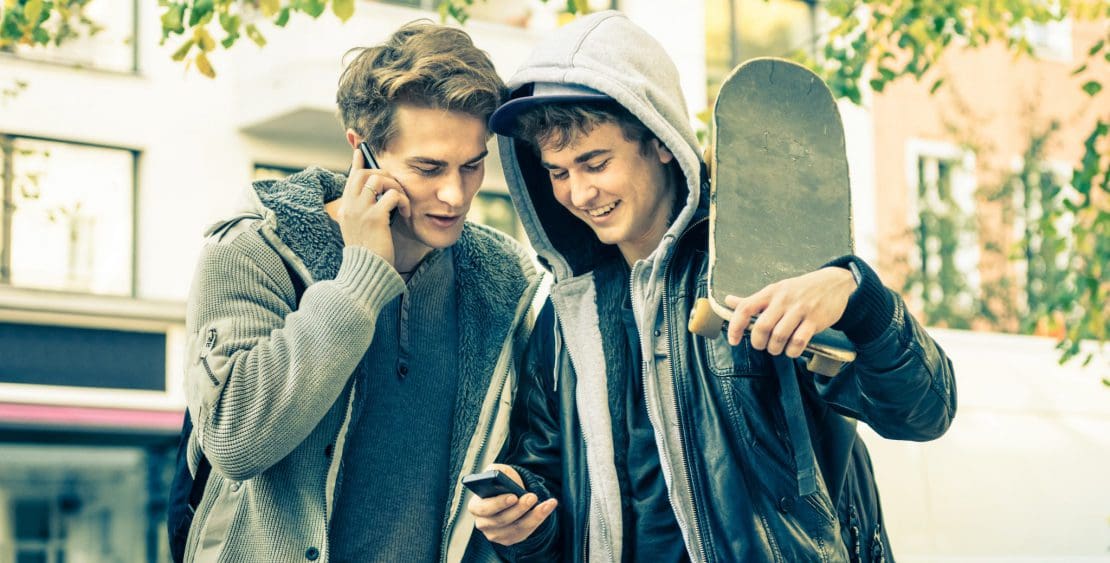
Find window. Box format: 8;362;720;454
12;498;66;563
2;0;138;73
1015;17;1073;62
1009;160;1074;322
0;445;151;563
1;136;136;296
706;0;818;106
905;141;980;328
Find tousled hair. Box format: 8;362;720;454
337;21;506;153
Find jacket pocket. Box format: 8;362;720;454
185;322;233;424
705;333;771;378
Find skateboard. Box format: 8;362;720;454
688;57;856;377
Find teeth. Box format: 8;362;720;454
586;202;618;217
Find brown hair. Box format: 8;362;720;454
337;21;506;153
513;100;656;154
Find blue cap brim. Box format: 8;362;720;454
489;86;611;137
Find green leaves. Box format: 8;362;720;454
161;3;186;37
2;0;99;48
332;0;354;22
157;0;369;78
816;0;1109;365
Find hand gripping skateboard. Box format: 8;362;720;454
688;57;857;377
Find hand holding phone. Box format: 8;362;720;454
465;465;558;547
334;143;410;267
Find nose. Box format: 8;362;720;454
568;175;598;209
437;174;465;208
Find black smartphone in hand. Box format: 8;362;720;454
462;469;528;499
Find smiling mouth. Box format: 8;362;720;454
584;201;620;218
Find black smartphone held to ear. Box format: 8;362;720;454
358;141;380;170
358;141;397;224
462;469;528;499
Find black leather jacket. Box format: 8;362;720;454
499;220;957;562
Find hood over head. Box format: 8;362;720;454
495;10;705;280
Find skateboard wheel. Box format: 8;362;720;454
689;298;725;337
806;354;845;377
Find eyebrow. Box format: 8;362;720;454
407;150;489;167
541;149;612;170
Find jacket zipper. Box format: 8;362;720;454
651;263;710;563
200;328;219;386
558;317;616;563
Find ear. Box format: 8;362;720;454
652;138;675;164
345;129;361;149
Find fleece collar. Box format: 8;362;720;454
212;167;540;505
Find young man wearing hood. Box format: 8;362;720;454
179;22;541;562
468;11;956;562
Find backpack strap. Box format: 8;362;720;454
281;256;308;307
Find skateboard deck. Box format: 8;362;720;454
688;57;856;376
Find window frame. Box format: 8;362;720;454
904;139;981;319
0;133;140;298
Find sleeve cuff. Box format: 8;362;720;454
333;246;405;314
823;255;895;345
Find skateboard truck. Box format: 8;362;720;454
688;298;856;377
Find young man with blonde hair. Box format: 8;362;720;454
178;22;540;562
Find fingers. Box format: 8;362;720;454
785;321;816;358
473;497;558;546
477;493;539;527
346;172;408;215
765;306;803;356
723;269;852;356
747;299;784;352
373;187;411;219
724;292;768;346
344;149;365;199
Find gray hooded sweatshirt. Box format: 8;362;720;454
182;168;540;562
496;11;706;562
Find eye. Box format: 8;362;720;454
549;169;568;181
414;166;442;176
462;162;482;173
586;159;610;173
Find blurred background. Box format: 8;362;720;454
0;0;1106;561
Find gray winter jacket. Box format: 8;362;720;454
182;168;541;562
